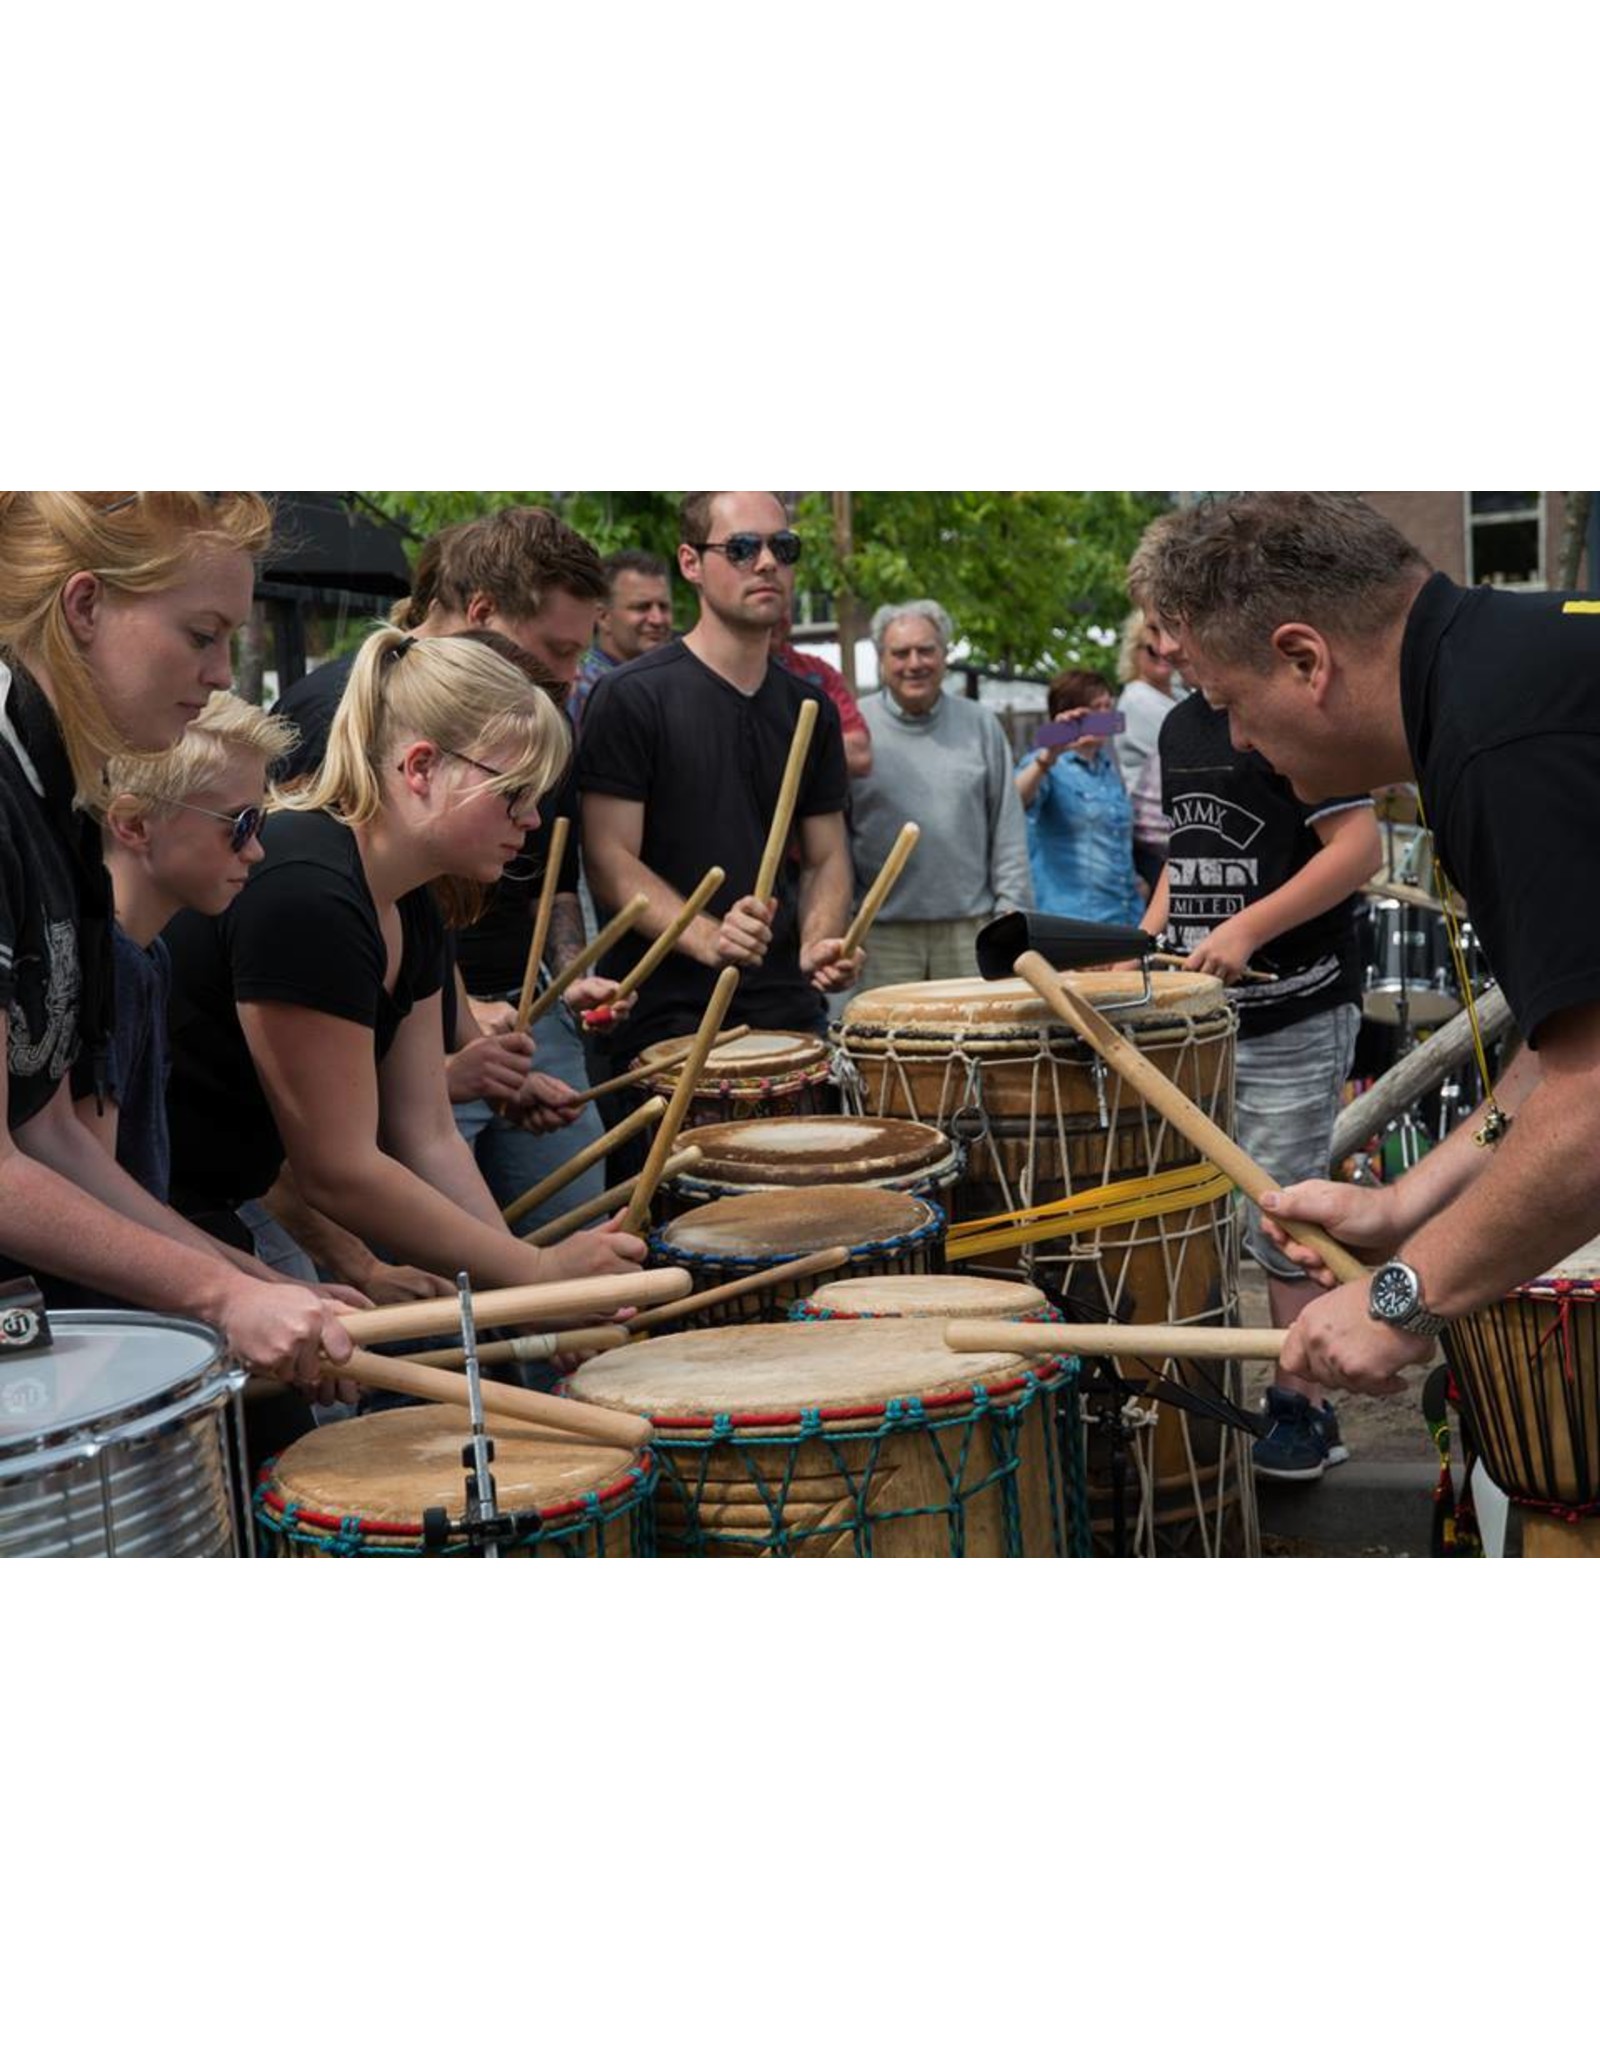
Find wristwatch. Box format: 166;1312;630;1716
1367;1260;1448;1339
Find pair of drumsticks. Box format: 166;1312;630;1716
501;701;922;1238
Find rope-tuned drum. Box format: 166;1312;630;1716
630;1028;837;1127
656;1113;961;1222
833;971;1252;1558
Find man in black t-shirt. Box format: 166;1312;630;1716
1144;692;1380;1477
578;491;861;1074
1132;492;1600;1400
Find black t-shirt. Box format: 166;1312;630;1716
165;809;447;1211
575;640;849;1061
0;660;113;1129
1159;695;1368;1039
70;928;172;1203
1401;571;1600;1048
274;650;581;1000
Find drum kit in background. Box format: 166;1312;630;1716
1354;790;1495;1177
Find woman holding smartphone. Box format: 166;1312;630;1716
1015;669;1144;923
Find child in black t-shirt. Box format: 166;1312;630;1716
1142;694;1382;1480
163;626;649;1297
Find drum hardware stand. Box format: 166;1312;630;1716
419;1273;543;1558
1032;1276;1266;1558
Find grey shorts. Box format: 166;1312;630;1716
1233;1002;1360;1281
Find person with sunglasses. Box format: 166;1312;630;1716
1113;607;1191;893
163;626;648;1300
0;490;354;1395
578;491;861;1112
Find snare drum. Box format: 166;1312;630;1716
834;971;1250;1558
651;1188;945;1325
1361;898;1462;1026
661;1115;961;1220
632;1029;836;1126
0;1312;247;1557
568;1319;1071;1556
255;1405;655;1556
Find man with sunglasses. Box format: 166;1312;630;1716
579;491;860;1097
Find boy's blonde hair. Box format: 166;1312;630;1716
102;691;296;818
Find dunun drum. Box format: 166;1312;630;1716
1441;1242;1600;1555
650;1188;945;1326
0;1312;247;1557
255;1405;655;1556
834;971;1251;1558
659;1114;961;1222
568;1319;1071;1557
788;1272;1092;1558
632;1029;837;1127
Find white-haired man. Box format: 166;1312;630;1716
851;599;1033;990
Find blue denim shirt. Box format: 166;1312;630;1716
1021;744;1144;924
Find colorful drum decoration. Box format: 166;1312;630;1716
650;1187;944;1326
631;1029;836;1126
788;1272;1091;1557
659;1114;961;1220
834;970;1251;1559
1441;1240;1600;1554
254;1405;655;1557
0;1311;247;1557
567;1318;1072;1557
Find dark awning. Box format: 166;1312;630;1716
261;492;412;598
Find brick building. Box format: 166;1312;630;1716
1361;491;1592;590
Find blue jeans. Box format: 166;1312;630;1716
1234;1002;1360;1280
460;999;608;1237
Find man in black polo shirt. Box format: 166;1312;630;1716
1132;491;1600;1397
578;490;860;1075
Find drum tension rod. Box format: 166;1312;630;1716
419;1274;544;1558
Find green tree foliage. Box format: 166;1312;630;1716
361;490;1169;675
791;492;1170;679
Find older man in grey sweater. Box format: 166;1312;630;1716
851;600;1033;992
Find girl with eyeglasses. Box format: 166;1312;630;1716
0;490;355;1395
163;625;648;1298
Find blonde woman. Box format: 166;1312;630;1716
164;625;648;1291
0;490;352;1390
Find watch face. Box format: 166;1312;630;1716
1371;1263;1418;1322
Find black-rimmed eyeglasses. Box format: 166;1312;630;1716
690;529;802;568
441;748;537;821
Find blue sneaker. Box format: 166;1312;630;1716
1253;1387;1351;1482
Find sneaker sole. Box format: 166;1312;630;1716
1253;1457;1329;1482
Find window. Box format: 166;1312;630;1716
1466;492;1544;588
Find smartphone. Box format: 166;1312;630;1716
1035;711;1125;746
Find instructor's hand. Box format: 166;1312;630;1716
1279;1279;1435;1398
1260;1180;1403;1288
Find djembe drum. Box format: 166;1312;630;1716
650;1188;945;1326
631;1028;836;1127
657;1115;961;1222
1442;1240;1600;1557
834;971;1250;1558
567;1318;1071;1557
254;1406;655;1557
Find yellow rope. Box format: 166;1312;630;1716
946;1160;1235;1261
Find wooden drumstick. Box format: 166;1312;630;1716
752;698;819;902
564;1027;751;1109
416;1326;630;1370
501;1096;665;1227
523;893;650;1029
1013;950;1371;1287
525;1145;704;1248
583;866;727;1025
516;815;570;1032
625;1244;852;1334
840;821;920;958
337;1343;651;1451
620;965;741;1235
1151;952;1277;985
335;1266;690;1348
945;1320;1287;1361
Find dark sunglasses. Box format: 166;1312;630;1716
692;529;802;568
170;799;265;853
